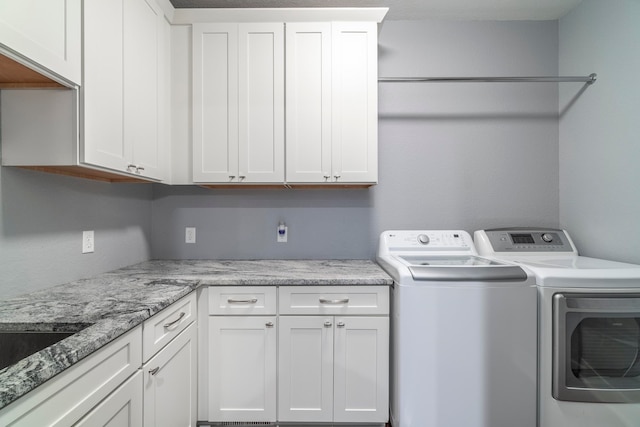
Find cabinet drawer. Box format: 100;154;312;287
279;286;389;315
142;293;196;362
208;286;277;315
0;326;141;427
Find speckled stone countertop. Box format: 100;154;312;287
113;259;393;286
0;260;391;410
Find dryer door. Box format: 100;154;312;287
553;293;640;402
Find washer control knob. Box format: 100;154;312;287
541;233;554;243
417;234;430;245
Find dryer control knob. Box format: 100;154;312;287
417;234;430;245
541;233;554;243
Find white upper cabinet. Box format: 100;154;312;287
1;0;169;183
285;23;332;184
286;22;378;185
0;0;81;86
193;23;285;184
83;0;169;181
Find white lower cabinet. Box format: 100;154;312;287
205;285;389;424
75;370;143;427
278;316;334;422
206;286;278;422
278;315;389;423
208;316;277;421
0;326;142;427
143;322;197;427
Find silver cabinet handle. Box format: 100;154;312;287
323;175;331;180
334;175;341;180
149;367;159;376
266;321;274;328
238;175;246;181
127;164;137;172
229;175;236;180
136;166;145;173
227;298;258;304
164;312;185;329
324;321;332;327
319;298;349;304
337;321;345;328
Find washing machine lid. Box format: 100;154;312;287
395;255;529;282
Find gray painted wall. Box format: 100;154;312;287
151;19;561;260
559;0;640;263
0;165;153;298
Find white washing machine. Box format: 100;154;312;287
475;228;640;427
377;230;537;427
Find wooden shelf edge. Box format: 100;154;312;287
199;184;374;190
17;166;151;183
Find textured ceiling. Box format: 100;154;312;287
168;0;583;20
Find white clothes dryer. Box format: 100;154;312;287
475;228;640;427
377;230;537;427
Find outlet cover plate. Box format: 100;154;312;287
186;227;196;244
82;230;94;253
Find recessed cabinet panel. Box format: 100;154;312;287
239;25;284;182
278;316;334;422
209;316;277;422
285;23;332;183
143;323;197;427
193;24;238;181
125;0;163;180
75;371;143;427
334;316;389;422
82;0;126;172
331;22;378;183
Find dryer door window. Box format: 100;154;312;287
553;293;640;403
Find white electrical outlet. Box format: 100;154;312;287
186;227;196;243
82;230;94;253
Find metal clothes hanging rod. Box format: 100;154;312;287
378;73;597;84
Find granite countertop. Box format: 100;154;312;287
0;259;391;410
113;259;393;286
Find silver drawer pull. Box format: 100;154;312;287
164;312;186;329
324;321;332;327
149;367;159;376
337;321;346;328
227;298;258;304
319;298;349;304
266;321;274;328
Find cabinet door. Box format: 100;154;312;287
143;323;197;427
124;0;165;180
82;0;127;173
75;371;143;427
285;23;332;183
331;22;378;183
334;316;389;423
278;316;334;422
192;23;239;183
0;0;81;85
209;316;277;422
237;23;284;183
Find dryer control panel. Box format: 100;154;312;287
475;228;577;254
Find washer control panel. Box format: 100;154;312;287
476;228;575;253
382;230;475;252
